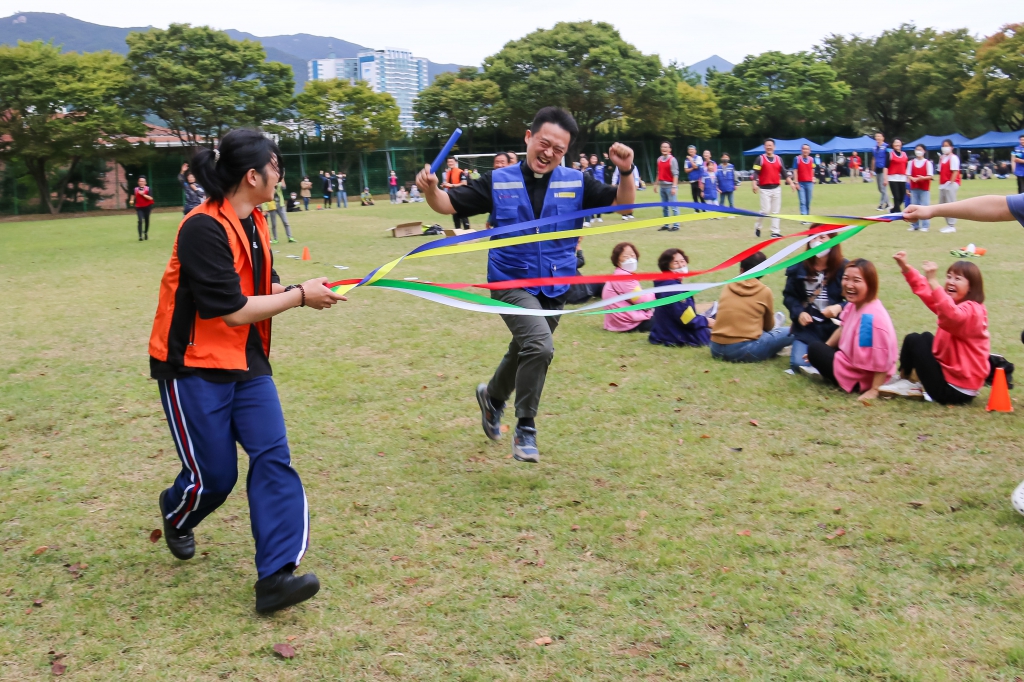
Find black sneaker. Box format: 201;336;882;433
658;225;670;231
254;567;320;614
755;227;761;238
668;226;680;231
476;384;504;441
512;426;540;463
158;489;195;560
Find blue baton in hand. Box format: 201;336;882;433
430;128;463;175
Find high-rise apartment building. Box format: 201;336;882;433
307;48;429;132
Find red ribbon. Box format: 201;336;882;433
327;223;845;292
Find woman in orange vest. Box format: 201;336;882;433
148;129;345;614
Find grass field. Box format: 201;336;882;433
2;177;1024;681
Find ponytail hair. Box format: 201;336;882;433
190;129;284;203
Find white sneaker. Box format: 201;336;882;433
1011;479;1024;517
773;311;786;329
770;231;782;239
583;221;591;227
940;226;956;233
798;365;821;379
596;217;604;223
918;227;929;232
878;378;924;400
907;225;918;231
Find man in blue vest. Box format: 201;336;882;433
872;132;889;210
414;107;636;463
1012;133;1024;195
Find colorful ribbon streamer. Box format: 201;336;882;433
326;202;892;316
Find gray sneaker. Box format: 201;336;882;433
476;384;504;441
512;426;540;463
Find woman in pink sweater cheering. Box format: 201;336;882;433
880;253;989;404
804;259;898;401
602;242;655;333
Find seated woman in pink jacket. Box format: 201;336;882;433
880;253;989;404
602;242;655;333
803;259;898;401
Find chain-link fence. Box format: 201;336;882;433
0;135;781;216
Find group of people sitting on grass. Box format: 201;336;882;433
597;236;992;406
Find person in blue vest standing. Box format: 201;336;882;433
716;154;737;208
872;132;889;210
683;145;705;212
414;107;635;463
1012;133;1024;195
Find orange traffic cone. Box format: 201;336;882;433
986;367;1013;412
301;246;310;261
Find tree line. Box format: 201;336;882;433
414;21;1024;149
0;24;399;214
0;20;1020;214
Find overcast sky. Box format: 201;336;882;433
1;0;1017;66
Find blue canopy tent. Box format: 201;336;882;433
819;136;876;153
904;133;972;150
962;129;1024;148
743;138;827;156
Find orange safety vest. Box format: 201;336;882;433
149;200;272;371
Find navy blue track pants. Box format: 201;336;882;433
158;375;309;579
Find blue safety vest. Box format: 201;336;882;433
872;143;888;170
684;156;703;182
716;164;736;192
1013;145;1024;177
701;171;718;200
488;164;584;298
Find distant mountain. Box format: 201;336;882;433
224;31;366;61
687;54;734;83
0;12;147;53
0;12;464;91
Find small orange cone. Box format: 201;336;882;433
301;246;310;261
986;367;1013;412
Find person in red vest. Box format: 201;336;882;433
656;141;680;231
442;157;470;229
906;143;934;232
751;138;794;237
886;138;910;213
849;153;862;180
130;176;155;241
792;144;816;215
148;129;345;614
937;139;962;234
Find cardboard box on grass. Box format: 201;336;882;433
390;221;423;238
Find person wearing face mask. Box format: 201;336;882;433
906;145;934;232
782;236;847;371
710;251;793;362
416;107;635;464
802;259;897;402
937;140;961;234
886;139;909;214
880;252;989;403
601;242;655;333
649;248;714;347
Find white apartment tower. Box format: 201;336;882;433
307;48;429;132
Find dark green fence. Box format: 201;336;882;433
0;134;864;216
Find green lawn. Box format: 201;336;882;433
2;178;1024;681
